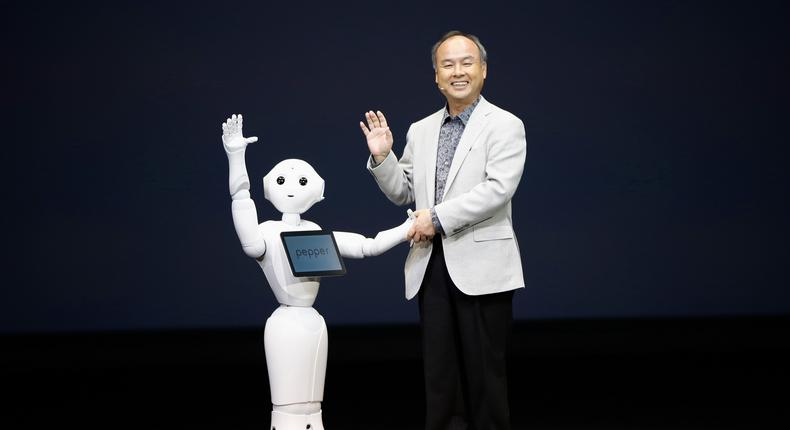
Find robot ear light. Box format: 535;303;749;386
263;171;273;201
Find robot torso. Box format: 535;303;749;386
258;219;322;307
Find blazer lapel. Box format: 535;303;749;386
443;96;493;196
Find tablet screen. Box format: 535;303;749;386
280;230;347;277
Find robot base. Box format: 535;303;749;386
270;409;324;430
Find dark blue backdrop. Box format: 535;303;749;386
2;0;788;333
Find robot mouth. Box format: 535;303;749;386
287;195;294;198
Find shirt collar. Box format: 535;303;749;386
442;96;481;125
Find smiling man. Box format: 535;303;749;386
359;30;527;429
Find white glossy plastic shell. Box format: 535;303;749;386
265;305;328;406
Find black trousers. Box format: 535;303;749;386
418;236;514;430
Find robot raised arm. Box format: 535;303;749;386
334;216;414;259
222;114;266;260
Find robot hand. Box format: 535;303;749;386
222;114;259;153
222;114;259;198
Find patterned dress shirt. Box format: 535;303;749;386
430;97;480;236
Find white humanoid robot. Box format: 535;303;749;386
222;114;412;430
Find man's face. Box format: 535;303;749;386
434;36;487;105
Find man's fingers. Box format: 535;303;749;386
373;111;382;128
359;121;370;136
369;110;381;128
245;136;258;144
412;219;424;243
376;111;388;128
365;112;376;130
365;111;375;130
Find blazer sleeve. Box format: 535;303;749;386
433;116;526;236
366;124;416;206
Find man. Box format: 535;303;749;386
358;31;527;429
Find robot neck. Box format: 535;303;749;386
282;213;302;226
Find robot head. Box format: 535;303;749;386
263;159;325;214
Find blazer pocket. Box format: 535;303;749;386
473;225;514;242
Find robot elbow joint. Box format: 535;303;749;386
242;241;266;259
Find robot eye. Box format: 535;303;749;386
276;176;285;185
299;177;308;186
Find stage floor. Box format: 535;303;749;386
4;316;788;429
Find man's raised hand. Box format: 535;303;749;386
359;110;393;163
222;114;258;152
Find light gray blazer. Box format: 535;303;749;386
368;96;527;299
